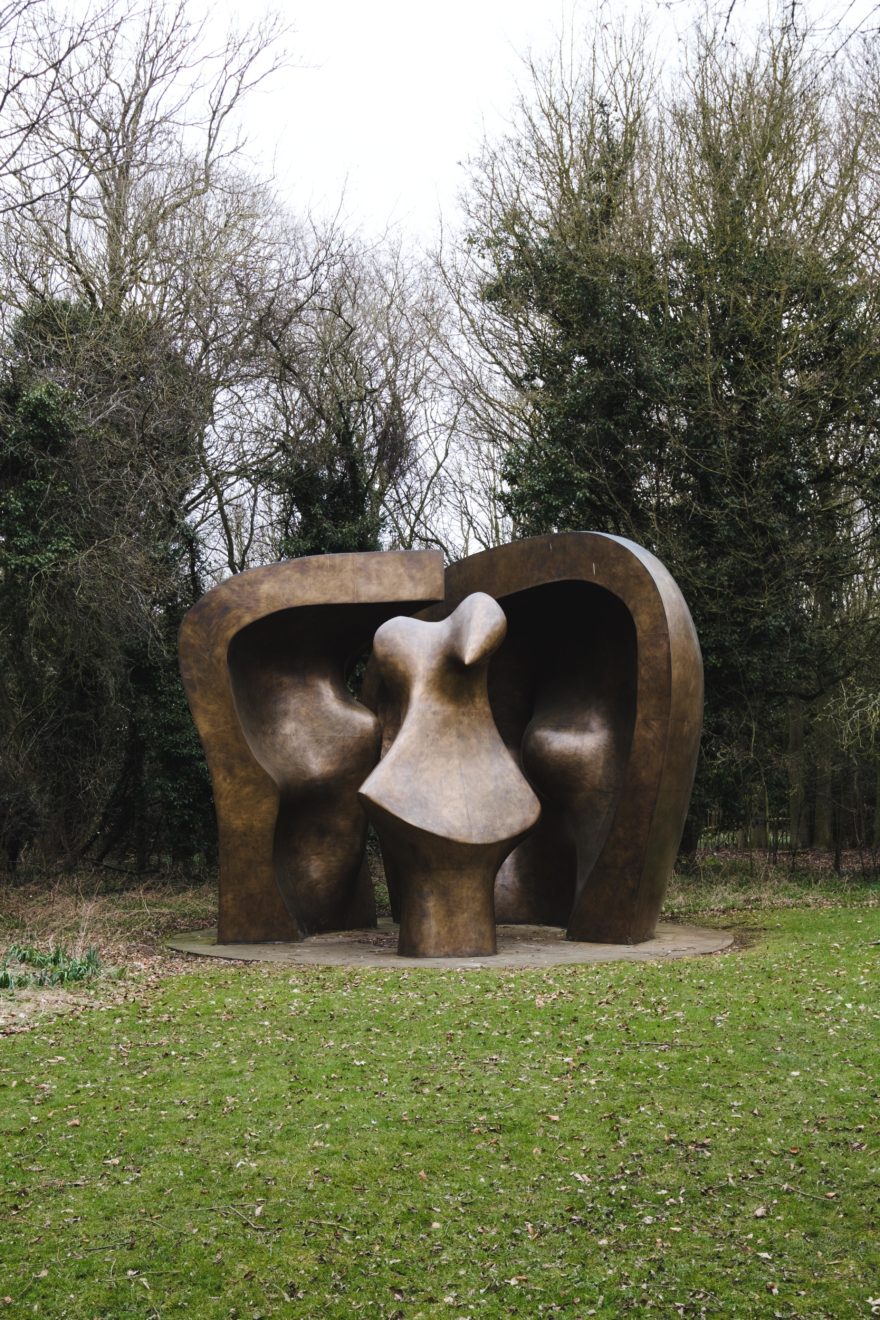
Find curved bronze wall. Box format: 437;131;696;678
178;551;444;942
425;533;704;943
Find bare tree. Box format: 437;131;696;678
1;0;287;310
0;0;108;202
0;0;465;867
244;235;459;563
0;0;296;866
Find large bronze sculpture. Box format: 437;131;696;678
179;533;702;955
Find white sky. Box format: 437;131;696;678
249;0;569;239
190;0;880;240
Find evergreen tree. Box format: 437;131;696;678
456;21;880;847
0;299;215;867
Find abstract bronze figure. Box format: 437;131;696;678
178;551;444;942
432;533;703;944
180;532;702;955
358;593;541;957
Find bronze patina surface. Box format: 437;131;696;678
178;551;444;942
428;533;704;943
181;534;701;953
359;593;540;957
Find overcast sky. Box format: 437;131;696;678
247;0;567;238
208;0;880;240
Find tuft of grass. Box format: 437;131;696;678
0;942;102;990
0;869;216;966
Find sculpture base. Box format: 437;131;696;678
168;920;734;969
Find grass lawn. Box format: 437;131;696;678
0;866;877;1317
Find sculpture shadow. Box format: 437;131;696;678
488;580;638;928
227;603;389;936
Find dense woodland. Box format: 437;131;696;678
1;0;879;875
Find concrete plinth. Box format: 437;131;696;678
168;918;732;970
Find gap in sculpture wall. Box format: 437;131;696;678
486;580;638;927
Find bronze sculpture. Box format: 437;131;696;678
431;533;703;943
179;533;702;955
359;593;541;957
178;550;444;942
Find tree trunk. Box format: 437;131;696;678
751;789;768;851
787;699;807;851
813;701;834;850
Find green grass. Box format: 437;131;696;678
0;905;877;1317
